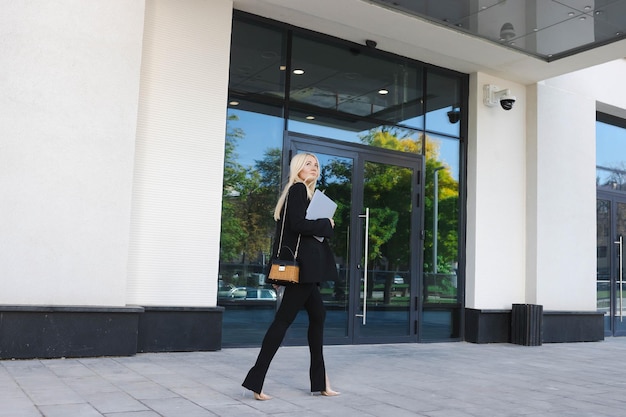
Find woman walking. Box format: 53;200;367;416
242;153;340;400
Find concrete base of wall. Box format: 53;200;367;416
0;305;224;359
465;308;604;344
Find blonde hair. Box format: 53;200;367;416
273;153;319;220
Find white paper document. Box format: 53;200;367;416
306;190;337;242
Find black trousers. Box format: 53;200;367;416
242;283;327;393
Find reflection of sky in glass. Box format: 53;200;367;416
228;110;283;168
430;134;460;180
230;107;461;181
426;107;460;137
597;121;626;170
287;119;365;144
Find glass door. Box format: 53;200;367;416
286;133;423;344
597;196;626;336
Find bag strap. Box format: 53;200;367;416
276;187;301;260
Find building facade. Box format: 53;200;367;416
1;0;625;358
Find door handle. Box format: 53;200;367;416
616;236;623;322
356;208;370;325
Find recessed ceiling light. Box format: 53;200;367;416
293;69;305;75
279;65;286;71
579;16;586;21
378;89;389;95
306;115;315;120
229;101;239;106
584;5;591;11
568;11;575;16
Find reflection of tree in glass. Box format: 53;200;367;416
359;127;459;275
220;114;280;267
220;115;247;262
599;163;626;190
363;160;406;270
318;158;352;267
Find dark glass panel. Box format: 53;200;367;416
289;34;423;129
425;71;461;137
229;19;286;100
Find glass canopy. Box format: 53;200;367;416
370;0;626;61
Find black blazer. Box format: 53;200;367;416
270;182;339;284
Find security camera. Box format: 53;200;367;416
483;84;516;111
365;39;377;49
447;109;460;123
499;93;516;111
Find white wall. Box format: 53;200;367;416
527;83;597;310
529;59;626;311
0;1;145;306
466;73;527;309
126;0;232;307
544;59;626;111
468;61;626;311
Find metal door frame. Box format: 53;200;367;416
598;191;626;337
287;132;425;344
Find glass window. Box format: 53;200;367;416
425;71;462;138
597;118;626;191
289;34;424;130
289;114;424;153
228;19;286;100
219;102;284;346
423;133;460;298
223;13;467;345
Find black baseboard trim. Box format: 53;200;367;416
465;308;511;343
0;304;225;359
137;306;224;353
464;308;605;344
543;311;604;343
0;305;143;359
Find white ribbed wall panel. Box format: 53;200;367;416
0;0;144;306
127;0;232;306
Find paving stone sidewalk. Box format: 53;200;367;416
2;338;626;416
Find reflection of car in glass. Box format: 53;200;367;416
218;286;276;303
218;284;235;298
218;286;246;299
245;288;277;301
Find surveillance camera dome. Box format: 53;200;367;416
484;85;516;111
447;109;460;123
500;94;516;111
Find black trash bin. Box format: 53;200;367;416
511;304;543;346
